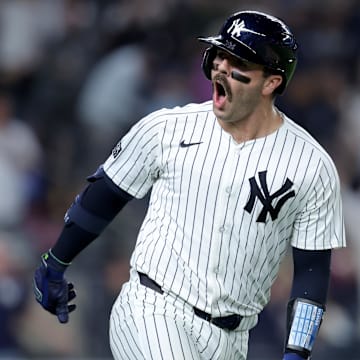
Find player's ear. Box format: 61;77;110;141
262;74;283;96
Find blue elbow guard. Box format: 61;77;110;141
64;194;109;235
285;298;325;358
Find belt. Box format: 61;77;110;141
138;272;242;331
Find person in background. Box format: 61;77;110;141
0;90;43;228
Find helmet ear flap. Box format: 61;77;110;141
201;47;217;80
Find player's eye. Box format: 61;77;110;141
216;50;227;60
233;58;264;72
232;58;251;71
215;51;249;70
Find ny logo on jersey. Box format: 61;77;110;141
244;171;295;223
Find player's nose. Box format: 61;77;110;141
213;58;231;77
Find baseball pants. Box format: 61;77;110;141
109;268;249;360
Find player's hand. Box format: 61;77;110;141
33;251;76;323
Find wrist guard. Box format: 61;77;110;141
285;298;325;358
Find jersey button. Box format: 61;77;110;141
225;186;232;194
219;226;225;233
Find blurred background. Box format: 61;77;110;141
0;0;359;359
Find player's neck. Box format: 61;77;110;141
218;106;282;144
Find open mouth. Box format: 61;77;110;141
213;74;232;105
216;81;226;97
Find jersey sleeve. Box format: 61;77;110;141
291;158;346;250
102;112;164;199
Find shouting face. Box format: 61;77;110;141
211;49;280;124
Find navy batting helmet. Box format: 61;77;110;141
198;10;298;94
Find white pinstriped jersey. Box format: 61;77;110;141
103;100;345;319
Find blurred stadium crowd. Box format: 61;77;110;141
0;0;359;359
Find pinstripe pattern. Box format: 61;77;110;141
109;269;249;359
104;100;345;357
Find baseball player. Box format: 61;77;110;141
33;10;346;360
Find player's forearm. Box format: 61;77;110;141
290;247;331;303
50;222;98;263
51;166;133;264
283;247;331;359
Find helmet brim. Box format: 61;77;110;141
198;35;222;45
198;35;264;67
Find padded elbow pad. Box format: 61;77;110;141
64;166;132;235
285;298;325;358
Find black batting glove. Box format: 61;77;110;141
33;250;76;323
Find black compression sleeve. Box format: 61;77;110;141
51;168;133;263
51;222;97;263
81;168;133;220
290;247;331;304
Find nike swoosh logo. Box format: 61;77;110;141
180;140;203;148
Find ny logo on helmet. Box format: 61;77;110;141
244;171;295;223
227;19;265;39
225;40;236;51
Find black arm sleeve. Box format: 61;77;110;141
51;169;133;263
51;223;97;263
290;247;332;304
